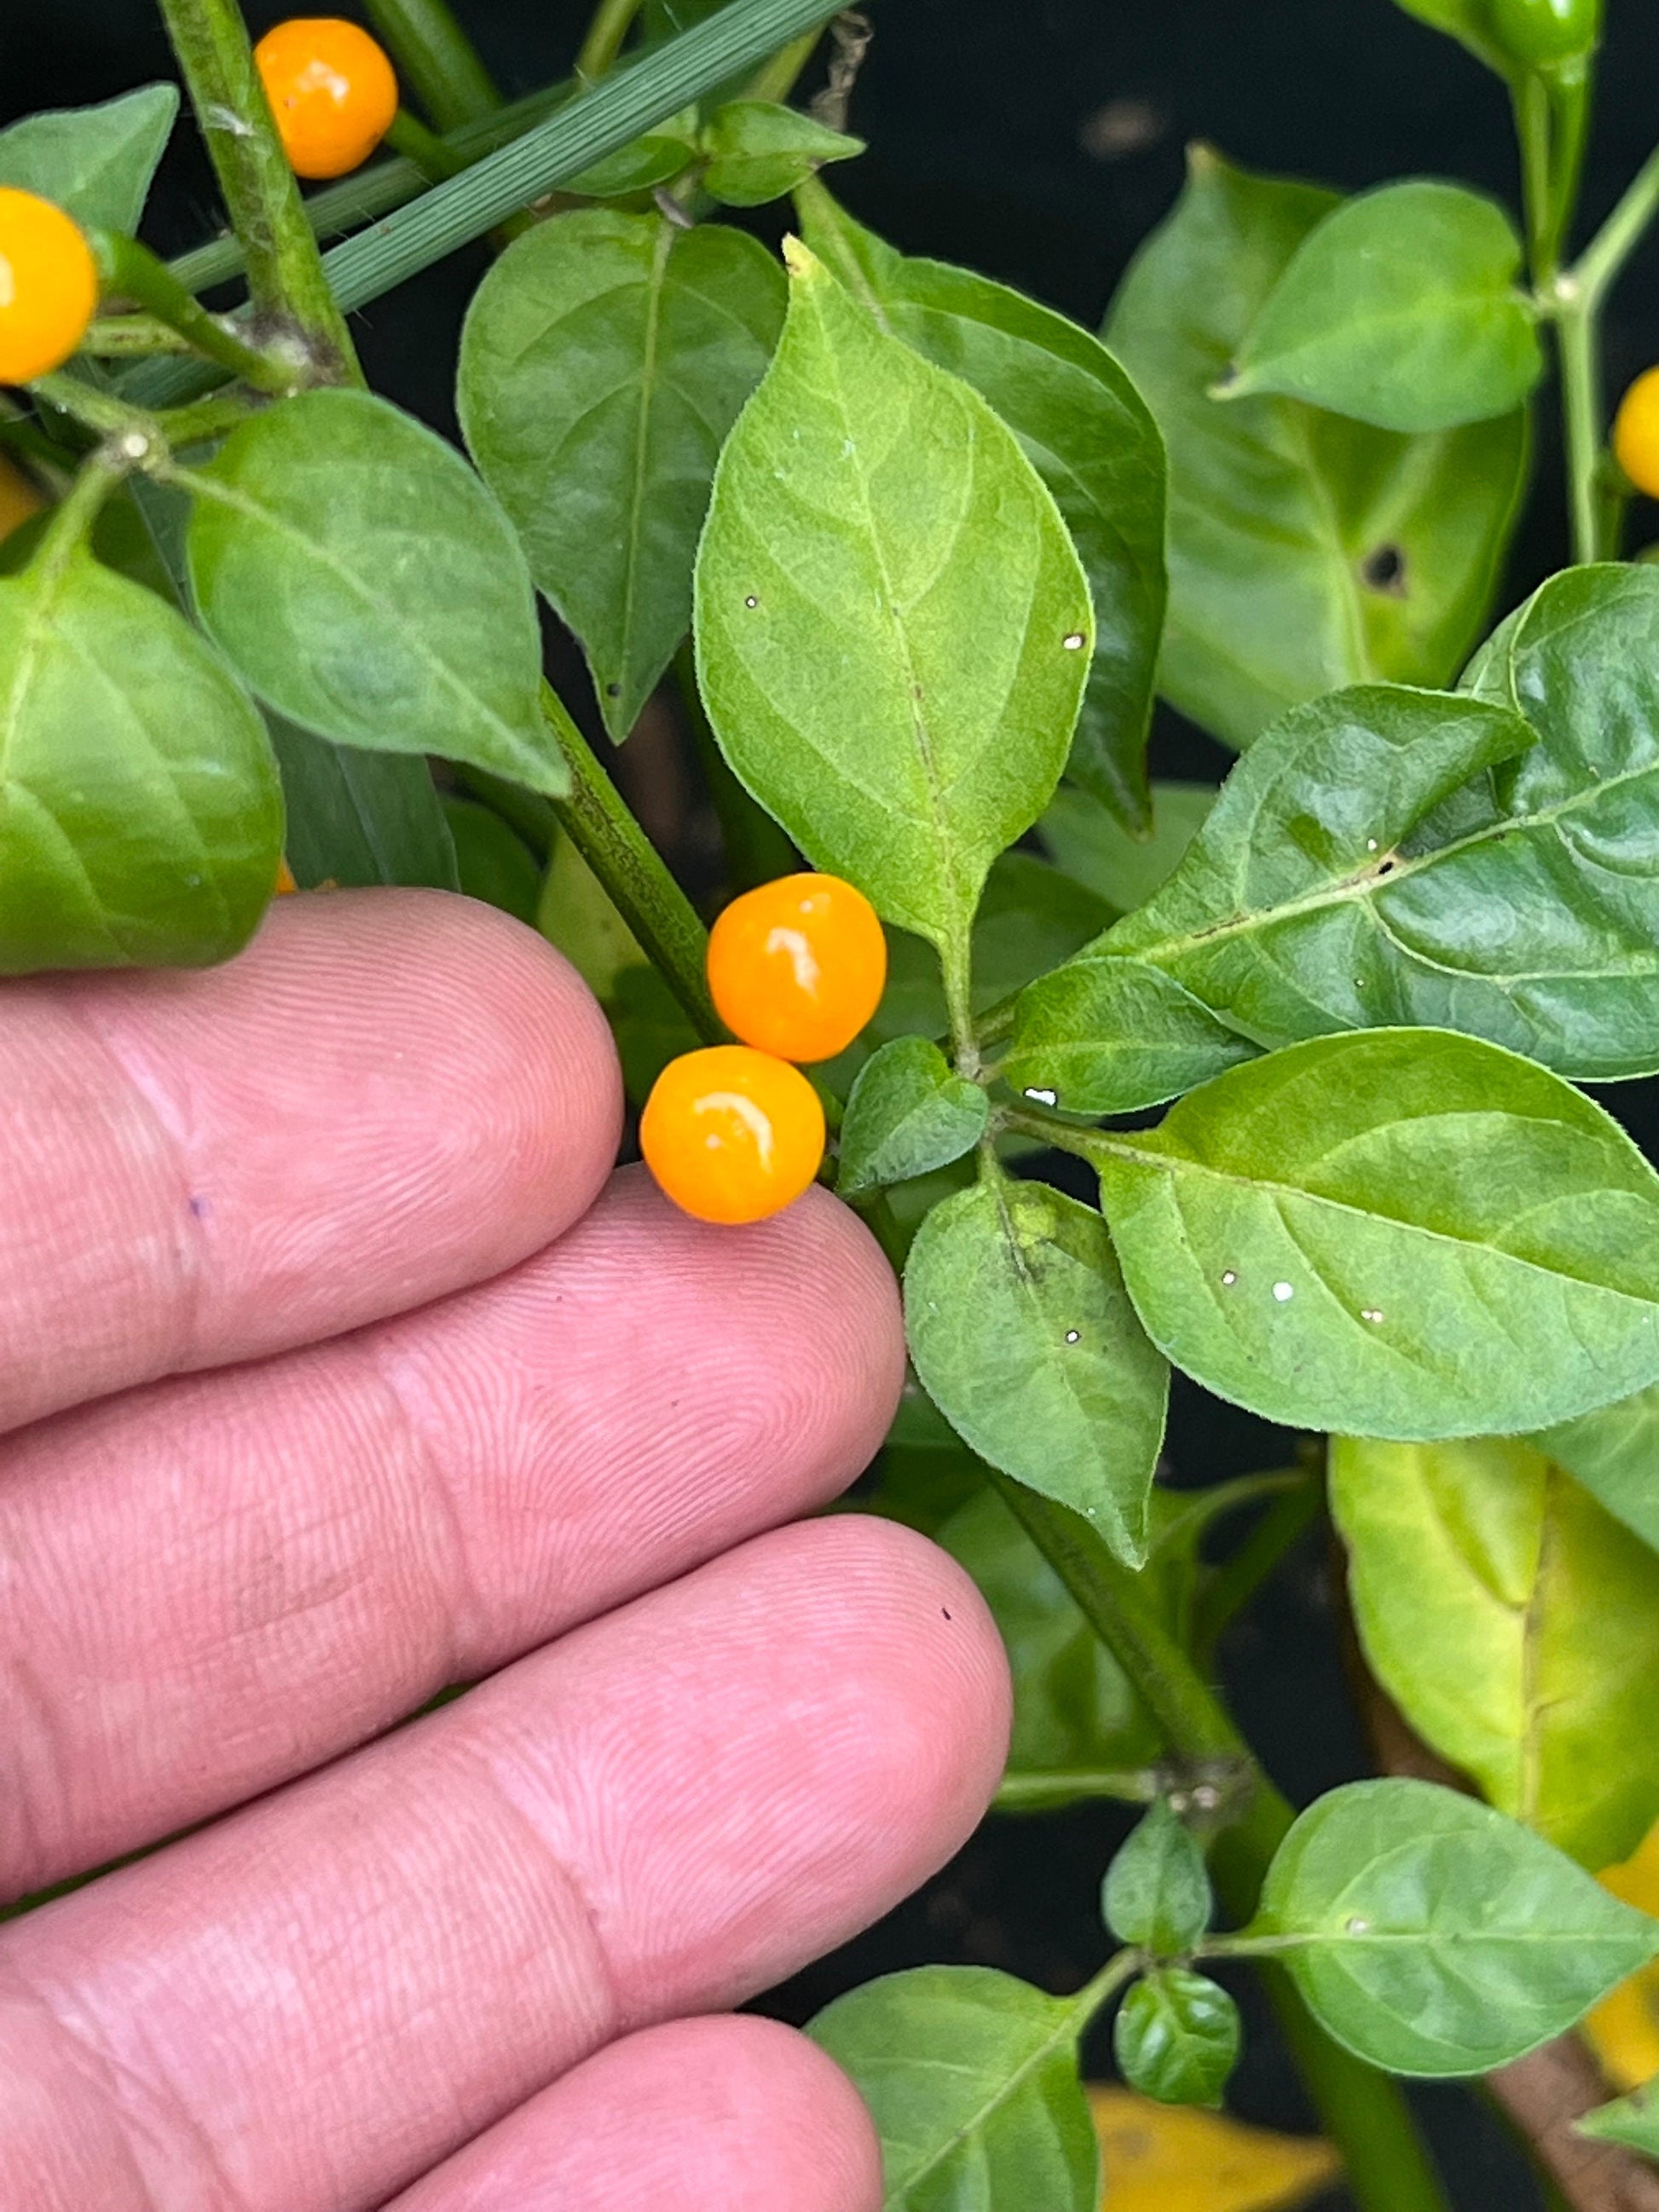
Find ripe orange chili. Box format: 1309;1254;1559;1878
707;872;887;1065
0;189;100;386
254;19;401;181
1614;368;1659;500
640;1045;825;1225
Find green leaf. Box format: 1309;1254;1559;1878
1330;1436;1659;1868
799;185;1167;834
536;831;645;1003
837;1036;988;1198
694;240;1093;964
905;1178;1169;1564
604;961;700;1105
1255;1778;1659;2076
442;796;543;921
1534;1382;1659;1554
934;1484;1161;1811
459;209;784;739
1224;182;1544;433
1040;781;1217;916
564;133;699;199
808;1966;1099;2212
0;546;281;971
1113;1971;1241;2106
1007;953;1262;1117
701;100;863;207
1095;1028;1659;1439
1106;147;1528;750
1390;0;1514;74
0;84;178;234
1577;2080;1659;2160
1103;1801;1213;1954
269;719;459;892
186;390;564;795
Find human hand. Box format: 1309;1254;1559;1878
0;893;1009;2212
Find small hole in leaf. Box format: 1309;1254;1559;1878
1361;543;1408;596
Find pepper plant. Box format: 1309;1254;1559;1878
6;0;1659;2204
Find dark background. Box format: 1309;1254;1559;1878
8;3;1659;2204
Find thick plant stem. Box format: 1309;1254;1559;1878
361;0;502;131
91;228;297;390
540;683;722;1042
153;0;361;381
986;1475;1453;2212
1556;282;1606;563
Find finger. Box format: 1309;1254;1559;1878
1;1173;903;1896
2;1516;1009;2212
386;2017;881;2212
0;890;621;1433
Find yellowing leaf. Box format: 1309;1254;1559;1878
1587;1820;1659;2092
1090;2084;1339;2211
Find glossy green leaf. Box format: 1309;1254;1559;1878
536;831;645;1003
1095;1028;1659;1439
1039;782;1217;917
1330;1436;1659;1868
1103;1801;1213;1955
905;1178;1169;1564
800;184;1166;834
695;240;1093;962
1106;147;1527;749
1534;1381;1659;1553
1390;0;1513;73
809;1967;1099;2211
564;133;698;199
0;85;178;234
1007;953;1262;1117
934;1484;1161;1812
701;100;863;206
1578;2080;1659;2160
186;390;564;794
837;1037;988;1198
442;796;542;921
1255;1778;1659;2076
1225;183;1543;433
459;209;784;740
604;962;701;1105
0;545;280;970
269;719;459;892
1114;1972;1241;2106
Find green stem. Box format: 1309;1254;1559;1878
1188;1470;1323;1662
674;638;796;892
361;0;502;130
575;0;645;83
90;228;298;390
1546;61;1593;270
985;1476;1452;2212
1514;72;1557;280
1574;138;1659;306
32;373;255;451
384;106;471;182
1556;280;1606;563
153;0;361;381
540;682;723;1042
993;1769;1159;1813
81;315;194;357
743;23;824;102
28;449;128;580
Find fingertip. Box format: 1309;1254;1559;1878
386;2015;881;2212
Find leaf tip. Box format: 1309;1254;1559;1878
781;234;824;283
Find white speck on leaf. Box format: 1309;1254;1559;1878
1361;1308;1384;1324
1221;1270;1237;1286
1272;1280;1294;1302
1024;1087;1057;1106
1064;1329;1080;1344
1062;632;1085;650
1346;1916;1371;1936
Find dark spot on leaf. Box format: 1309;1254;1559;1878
605;683;621;697
1361;543;1408;596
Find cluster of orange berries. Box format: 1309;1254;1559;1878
642;875;887;1227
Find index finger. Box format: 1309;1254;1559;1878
0;889;621;1433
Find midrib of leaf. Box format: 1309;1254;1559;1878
1113;746;1659;977
613;218;676;712
1101;1134;1659;1308
188;473;531;751
813;317;976;953
1245;292;1516;388
887;1989;1093;2198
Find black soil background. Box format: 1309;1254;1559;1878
7;3;1659;2204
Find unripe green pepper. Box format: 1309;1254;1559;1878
1488;0;1601;67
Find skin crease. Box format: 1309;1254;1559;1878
0;893;1011;2212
